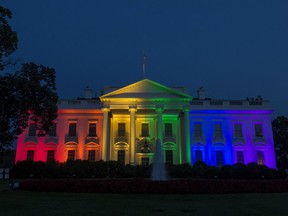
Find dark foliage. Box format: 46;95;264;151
10;160;286;180
0;6;18;70
11;160;125;179
0;149;15;167
19;178;288;194
0;5;58;160
272;116;288;169
0;63;58;143
167;163;193;178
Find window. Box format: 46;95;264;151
214;123;222;138
28;123;36;136
257;151;265;165
164;123;173;137
88;150;96;161
234;124;243;138
141;141;150;153
195;150;203;162
48;123;56;136
67;150;75;161
165;150;173;164
215;151;224;167
141;123;149;137
26;150;34;161
194;123;202;137
68;123;77;137
117;150;125;164
118;123;126;137
47;150;55;161
88;123;97;137
255;124;263;137
141;157;149;166
236;151;244;164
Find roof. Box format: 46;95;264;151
100;79;192;102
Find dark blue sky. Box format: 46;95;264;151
3;0;288;117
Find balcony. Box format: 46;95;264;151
253;136;266;145
65;135;78;144
24;136;38;144
114;136;128;144
163;136;176;144
44;136;59;144
191;136;205;145
232;137;246;145
85;136;99;145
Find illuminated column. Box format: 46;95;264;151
156;107;163;142
102;108;110;161
183;108;191;164
129;106;137;165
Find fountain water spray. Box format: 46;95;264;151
152;139;167;181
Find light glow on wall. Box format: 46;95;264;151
15;78;276;168
190;109;276;168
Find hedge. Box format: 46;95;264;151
10;160;286;180
18;179;288;194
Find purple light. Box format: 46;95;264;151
189;109;276;168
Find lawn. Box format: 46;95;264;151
0;182;288;216
0;180;10;191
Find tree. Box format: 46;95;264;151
272;116;288;169
0;6;58;163
0;6;18;70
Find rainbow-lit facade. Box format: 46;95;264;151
15;79;276;168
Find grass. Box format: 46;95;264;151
0;182;288;216
1;180;288;216
0;179;10;191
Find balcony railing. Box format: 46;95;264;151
65;136;78;144
191;136;205;144
24;136;38;143
44;136;59;144
163;136;176;144
114;136;128;144
253;136;266;144
190;100;269;108
232;137;246;145
58;99;102;108
85;136;99;145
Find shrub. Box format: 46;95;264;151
10;160;286;180
168;163;193;178
18;179;288;194
191;161;208;178
219;165;234;179
204;166;220;179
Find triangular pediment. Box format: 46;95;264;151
100;79;192;101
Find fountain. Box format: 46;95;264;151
152;139;167;181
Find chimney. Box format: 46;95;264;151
84;87;93;99
197;87;205;100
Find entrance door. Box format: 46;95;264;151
141;157;149;166
117;150;125;164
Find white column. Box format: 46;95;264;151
102;108;110;161
156;107;163;142
129;106;137;165
183;108;191;164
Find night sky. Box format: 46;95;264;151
2;0;288;117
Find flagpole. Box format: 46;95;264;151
142;52;146;78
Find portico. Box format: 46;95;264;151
100;79;192;165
